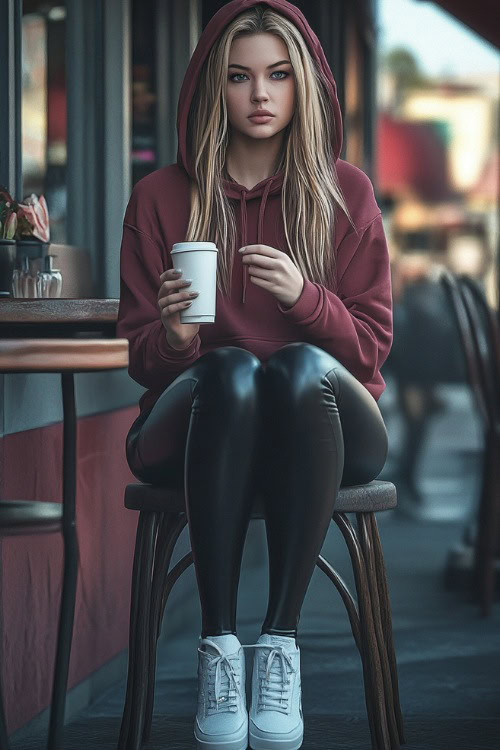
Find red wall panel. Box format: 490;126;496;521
1;405;140;735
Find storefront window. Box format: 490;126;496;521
21;1;67;243
132;0;157;185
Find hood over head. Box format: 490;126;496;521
175;0;344;302
118;0;392;410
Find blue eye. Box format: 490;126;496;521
228;71;289;82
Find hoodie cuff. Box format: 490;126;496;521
156;328;200;362
277;279;321;322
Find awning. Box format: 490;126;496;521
376;113;457;203
414;0;500;50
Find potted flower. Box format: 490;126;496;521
0;187;51;296
14;190;51;259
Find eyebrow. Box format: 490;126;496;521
228;60;291;71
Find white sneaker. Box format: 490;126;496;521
194;634;249;750
244;634;304;750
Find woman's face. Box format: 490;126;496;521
226;33;295;140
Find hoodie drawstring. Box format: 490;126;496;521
241;178;274;304
240;189;248;303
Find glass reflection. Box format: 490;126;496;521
21;2;67;243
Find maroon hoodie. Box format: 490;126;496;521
117;0;393;417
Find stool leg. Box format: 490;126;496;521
334;512;391;750
160;551;195;622
130;511;159;750
474;441;499;617
118;511;159;750
47;372;79;750
358;513;402;749
368;513;406;745
0;673;10;750
118;512;147;749
316;554;362;651
143;512;187;743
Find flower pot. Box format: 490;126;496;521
15;238;50;260
0;239;16;297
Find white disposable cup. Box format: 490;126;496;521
170;242;218;324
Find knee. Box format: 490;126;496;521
265;343;344;398
194;346;263;405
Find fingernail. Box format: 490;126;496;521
173;269;182;274
238;247;245;253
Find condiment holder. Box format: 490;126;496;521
11;254;63;298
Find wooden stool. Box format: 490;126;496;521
440;270;500;615
118;479;405;750
0;338;129;750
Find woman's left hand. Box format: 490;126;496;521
239;244;304;309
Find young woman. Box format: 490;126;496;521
117;2;393;748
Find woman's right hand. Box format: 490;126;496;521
158;269;200;349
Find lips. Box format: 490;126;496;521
248;111;274;118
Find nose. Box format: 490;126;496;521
251;78;270;103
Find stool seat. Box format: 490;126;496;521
0;500;63;536
124;478;397;516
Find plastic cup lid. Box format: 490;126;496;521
171;242;218;253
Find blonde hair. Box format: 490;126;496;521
185;4;356;297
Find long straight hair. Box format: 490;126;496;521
185;4;356;298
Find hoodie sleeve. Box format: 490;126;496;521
116;193;201;391
276;212;393;384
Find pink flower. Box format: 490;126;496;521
18;194;50;242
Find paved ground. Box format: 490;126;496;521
10;377;500;749
378;377;484;522
12;512;499;750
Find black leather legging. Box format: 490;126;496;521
125;343;388;640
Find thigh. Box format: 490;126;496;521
125;372;193;486
125;345;263;486
263;342;388;487
331;359;388;487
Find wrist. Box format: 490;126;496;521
166;330;195;350
282;278;304;309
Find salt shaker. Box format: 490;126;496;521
11;257;25;297
15;256;39;297
39;254;63;298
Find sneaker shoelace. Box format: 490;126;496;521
198;645;243;715
243;643;296;714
